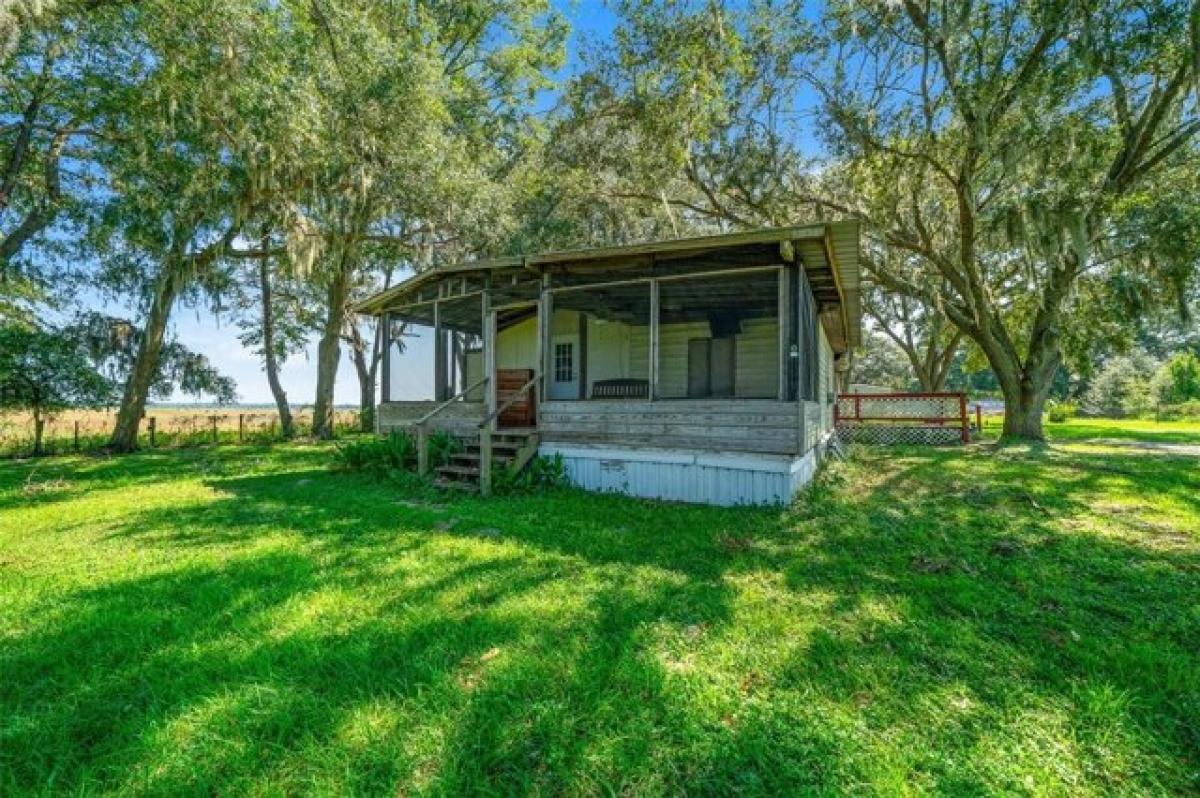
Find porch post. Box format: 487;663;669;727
538;272;551;403
482;279;496;416
777;266;789;402
797;269;808;454
433;300;446;401
649;278;660;401
450;332;459;397
380;311;391;405
480;277;496;497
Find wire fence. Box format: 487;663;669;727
1;409;362;458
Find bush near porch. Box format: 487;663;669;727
1;428;1197;794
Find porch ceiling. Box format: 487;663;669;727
357;222;861;352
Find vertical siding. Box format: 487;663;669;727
542;444;818;506
818;327;835;430
551;309;579;335
734;318;779;398
463;351;483;400
485;311;782;399
628;323;649;379
801;401;824;452
587;318;639;387
656;321;709;397
497;317;537;370
649;319;779;399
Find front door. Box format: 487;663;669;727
549;335;580;400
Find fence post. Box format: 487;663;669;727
959;394;969;444
149;417;156;447
975;404;982;434
211;416;218;444
238;413;245;444
74;420;80;452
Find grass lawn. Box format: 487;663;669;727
1;432;1197;794
981;414;1200;444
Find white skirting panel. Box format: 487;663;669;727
539;443;824;507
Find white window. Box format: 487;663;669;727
554;342;574;383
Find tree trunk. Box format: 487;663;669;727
349;342;375;433
357;364;374;433
311;256;352;439
109;262;183;452
977;321;1059;443
346;319;378;433
32;406;44;456
1000;382;1049;440
258;244;294;439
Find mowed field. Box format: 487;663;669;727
1;423;1198;794
0;408;360;455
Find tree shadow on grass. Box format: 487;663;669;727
4;443;1198;793
766;446;1200;792
2;455;751;794
0;543;665;793
97;458;781;583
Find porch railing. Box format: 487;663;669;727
477;372;542;496
834;391;970;445
415;375;490;476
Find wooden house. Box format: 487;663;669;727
355;223;861;505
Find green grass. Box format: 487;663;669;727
1;433;1197;795
980;415;1200;444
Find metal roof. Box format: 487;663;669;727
356;221;862;350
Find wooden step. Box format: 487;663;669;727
448;452;513;467
433;477;478;492
432;427;538;493
437;464;481;477
465;440;523;453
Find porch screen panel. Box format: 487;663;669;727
797;269;819;402
656;270;780;399
551;282;651;400
386;316;437;401
385;293;483;402
438;294;484;401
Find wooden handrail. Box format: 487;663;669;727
480;372;541;429
414;376;489;426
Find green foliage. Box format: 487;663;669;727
558;0;1198;439
70;313;236;404
1045;400;1078;423
1150;352;1200;405
492;452;568;494
1082;352;1157;418
425;429;461;468
0;322;116;453
333;430;416;475
851;330;914;390
1158;399;1200;420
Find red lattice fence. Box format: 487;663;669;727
835;392;970;445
